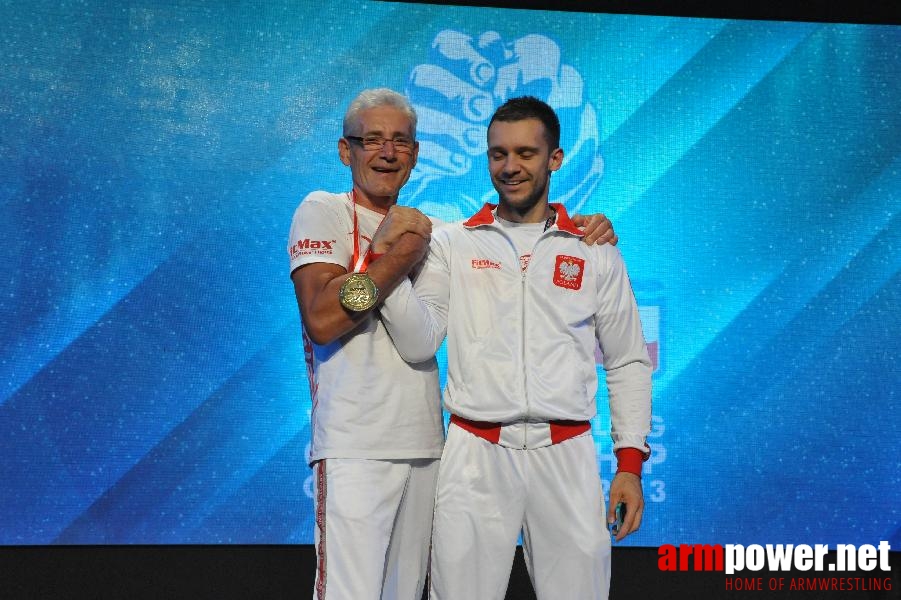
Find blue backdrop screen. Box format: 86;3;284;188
1;0;898;546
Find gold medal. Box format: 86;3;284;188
338;273;379;312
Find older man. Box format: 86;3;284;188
289;88;441;600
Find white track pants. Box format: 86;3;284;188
313;457;439;600
429;425;611;600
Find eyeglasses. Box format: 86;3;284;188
345;135;415;153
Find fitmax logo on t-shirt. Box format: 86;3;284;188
290;238;336;260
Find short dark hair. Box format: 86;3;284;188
488;96;560;150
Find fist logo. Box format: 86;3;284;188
404;30;604;220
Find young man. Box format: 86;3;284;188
380;96;652;599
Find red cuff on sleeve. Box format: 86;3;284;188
615;448;647;477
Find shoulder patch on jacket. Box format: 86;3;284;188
553;255;585;290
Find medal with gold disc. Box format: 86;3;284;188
339;191;382;312
339;272;379;312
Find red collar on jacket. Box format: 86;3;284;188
462;202;584;236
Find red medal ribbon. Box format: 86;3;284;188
348;190;387;273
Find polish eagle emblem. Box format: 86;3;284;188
558;259;581;282
553;255;585;290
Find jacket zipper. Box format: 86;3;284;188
521;263;528;450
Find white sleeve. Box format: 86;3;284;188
379;229;451;363
594;246;653;455
287;192;350;276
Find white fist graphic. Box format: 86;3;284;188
405;30;604;220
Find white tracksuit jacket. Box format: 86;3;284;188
381;202;652;455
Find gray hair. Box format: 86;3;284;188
343;88;417;138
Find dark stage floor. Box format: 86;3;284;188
2;545;898;599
